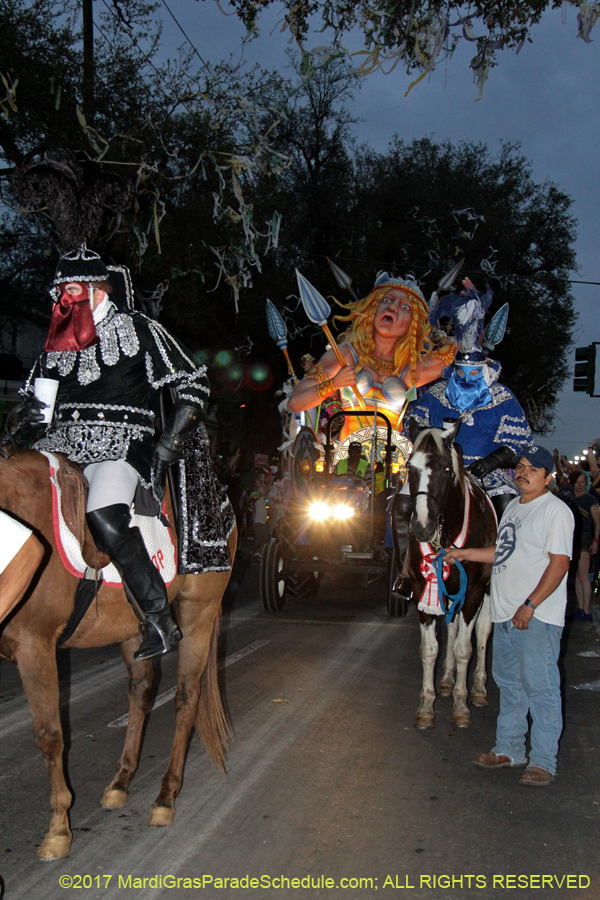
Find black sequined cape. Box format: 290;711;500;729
26;304;209;489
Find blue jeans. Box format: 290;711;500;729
492;617;563;774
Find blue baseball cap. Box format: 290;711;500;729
514;445;555;472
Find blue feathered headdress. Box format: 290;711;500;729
429;283;493;352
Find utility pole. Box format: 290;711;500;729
82;0;94;115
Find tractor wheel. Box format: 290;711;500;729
260;539;287;612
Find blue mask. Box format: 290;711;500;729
446;368;492;412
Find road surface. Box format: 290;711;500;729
1;544;599;899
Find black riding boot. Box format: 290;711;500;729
391;493;413;598
86;504;181;661
492;492;515;521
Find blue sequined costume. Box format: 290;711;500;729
405;379;532;496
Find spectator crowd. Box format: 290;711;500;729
553;441;600;621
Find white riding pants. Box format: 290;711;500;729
84;460;140;513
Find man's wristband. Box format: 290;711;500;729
524;598;537;609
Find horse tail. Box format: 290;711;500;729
196;609;230;773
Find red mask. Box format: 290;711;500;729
45;282;98;352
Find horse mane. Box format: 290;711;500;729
412;428;442;453
452;441;467;497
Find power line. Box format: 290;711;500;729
99;0;209;114
159;0;212;77
98;0;164;79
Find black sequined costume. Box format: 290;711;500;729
23;303;234;574
26;305;207;487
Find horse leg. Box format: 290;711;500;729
451;612;477;728
439;618;458;695
470;593;491;707
415;619;438;729
16;642;73;860
101;636;155;809
148;574;227;827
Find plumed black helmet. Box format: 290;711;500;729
53;244;109;287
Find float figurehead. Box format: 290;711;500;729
330;272;455;434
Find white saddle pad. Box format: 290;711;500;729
42;451;177;588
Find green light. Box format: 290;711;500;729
250;363;269;382
228;364;243;380
194;350;208;365
214;350;232;367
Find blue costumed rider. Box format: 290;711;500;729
392;279;532;590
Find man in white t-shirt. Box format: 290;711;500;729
445;445;574;786
0;510;44;626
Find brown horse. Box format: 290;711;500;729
0;449;236;860
406;420;497;729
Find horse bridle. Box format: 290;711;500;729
412;466;489;550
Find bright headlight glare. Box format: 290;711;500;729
333;505;354;520
308;502;354;521
391;462;400;474
308;501;329;520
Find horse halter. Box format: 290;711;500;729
411;462;456;550
413;464;456;513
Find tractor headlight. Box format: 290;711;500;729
333;505;354;520
308;501;330;520
308;502;354;521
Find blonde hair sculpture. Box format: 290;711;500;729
333;283;432;388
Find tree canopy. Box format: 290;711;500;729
0;3;578;440
227;0;598;99
0;0;286;329
248;62;576;433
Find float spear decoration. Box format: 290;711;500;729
266;298;296;381
428;258;465;311
326;257;359;303
295;269;368;412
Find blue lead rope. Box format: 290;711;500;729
434;549;469;623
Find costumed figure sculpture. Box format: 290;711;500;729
392;278;533;591
288;271;456;458
15;245;232;661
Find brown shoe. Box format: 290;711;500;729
519;765;554;786
473;752;527;769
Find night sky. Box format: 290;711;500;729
153;1;600;455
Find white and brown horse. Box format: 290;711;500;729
0;449;236;859
406;420;497;729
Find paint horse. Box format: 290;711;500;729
0;449;236;859
406;419;497;729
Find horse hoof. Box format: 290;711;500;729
470;692;488;707
37;834;72;860
452;714;471;728
101;788;128;809
415;714;435;730
147;805;175;827
438;682;454;696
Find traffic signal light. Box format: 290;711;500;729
573;344;597;395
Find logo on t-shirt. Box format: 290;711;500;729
494;521;517;571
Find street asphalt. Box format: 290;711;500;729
1;539;599;900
